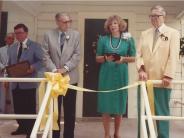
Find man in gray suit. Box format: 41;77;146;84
8;23;44;138
42;13;80;138
0;32;15;113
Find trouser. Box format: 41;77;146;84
53;83;77;138
12;87;36;134
137;87;171;138
0;82;5;113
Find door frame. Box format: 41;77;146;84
76;12;137;118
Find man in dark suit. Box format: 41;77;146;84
8;23;44;138
42;13;80;138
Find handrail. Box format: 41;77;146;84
149;80;184;84
0;114;37;119
0;78;46;82
146;116;184;120
1;78;183;138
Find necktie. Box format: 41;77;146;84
60;32;65;53
152;28;159;51
17;42;23;61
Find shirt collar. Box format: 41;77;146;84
59;30;66;35
156;23;165;33
19;38;28;49
58;30;70;42
58;31;66;44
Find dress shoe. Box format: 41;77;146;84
11;129;26;135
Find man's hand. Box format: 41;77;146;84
27;66;35;74
139;70;148;81
162;76;172;87
55;68;68;75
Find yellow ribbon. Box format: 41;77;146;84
146;80;155;115
68;82;140;93
44;72;70;97
39;72;70;130
38;72;141;131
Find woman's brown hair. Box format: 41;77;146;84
104;15;127;33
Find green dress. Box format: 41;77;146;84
96;35;136;114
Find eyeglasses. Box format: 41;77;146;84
58;19;72;24
149;15;163;18
14;32;26;35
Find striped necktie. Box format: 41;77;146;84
60;32;65;53
152;28;159;51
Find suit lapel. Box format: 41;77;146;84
148;29;154;53
152;34;161;54
61;30;70;55
14;43;19;62
55;29;62;58
152;25;168;55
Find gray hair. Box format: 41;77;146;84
55;12;71;20
151;5;166;16
6;32;15;37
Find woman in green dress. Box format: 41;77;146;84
96;15;136;138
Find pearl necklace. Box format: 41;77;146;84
109;35;121;50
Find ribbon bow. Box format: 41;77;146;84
39;72;70;130
45;72;70;97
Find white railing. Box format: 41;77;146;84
30;82;53;138
140;80;184;138
140;81;156;138
1;78;184;138
0;78;55;138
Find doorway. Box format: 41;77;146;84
83;19;106;117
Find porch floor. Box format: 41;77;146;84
0;118;183;138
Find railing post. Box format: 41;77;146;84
49;98;53;138
141;116;148;138
141;82;156;138
140;83;147;138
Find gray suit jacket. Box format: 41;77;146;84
0;45;9;76
42;28;80;84
8;39;44;89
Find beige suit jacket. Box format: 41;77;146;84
137;24;180;88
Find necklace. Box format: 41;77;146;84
109;35;121;49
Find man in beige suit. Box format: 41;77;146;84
42;13;80;138
137;5;180;138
